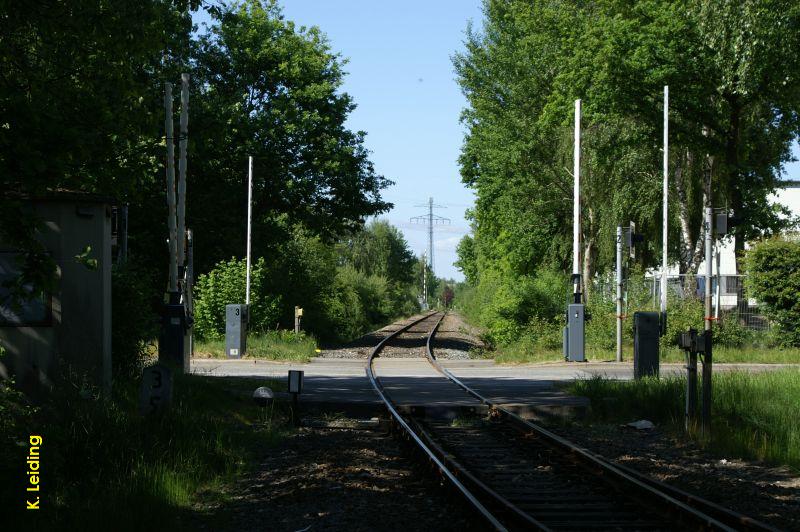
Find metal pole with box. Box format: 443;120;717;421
565;99;586;362
226;157;254;358
633;312;660;378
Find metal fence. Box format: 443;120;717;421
594;273;771;331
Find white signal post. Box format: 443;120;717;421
245;156;253;306
616;226;623;362
573;99;581;296
661;86;669;315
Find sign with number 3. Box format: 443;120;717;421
139;364;174;416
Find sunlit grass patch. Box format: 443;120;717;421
195;330;318;362
487;339;800;365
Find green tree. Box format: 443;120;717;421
454;0;800;343
338;220;416;285
188;0;392;274
0;0;194;296
745;237;800;346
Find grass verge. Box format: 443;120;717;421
567;369;800;470
2;371;289;531
195;330;318;362
483;338;800;365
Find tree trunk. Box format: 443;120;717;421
675;151;704;275
582;207;596;303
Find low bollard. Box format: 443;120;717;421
288;370;304;426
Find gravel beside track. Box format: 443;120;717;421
318;312;481;360
547;422;800;531
189;426;480;532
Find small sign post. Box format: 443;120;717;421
139;364;173;416
294;306;303;334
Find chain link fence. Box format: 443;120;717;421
594;273;771;331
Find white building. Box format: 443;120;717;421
647;180;799;320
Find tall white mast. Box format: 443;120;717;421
245;156;253;306
573;99;582;298
661;86;669;313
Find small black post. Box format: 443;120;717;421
686;351;697;431
288;370;304;427
291;392;299;427
678;329;700;432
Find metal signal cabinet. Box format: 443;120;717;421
566;304;585;362
225;304;248;359
633;311;660;378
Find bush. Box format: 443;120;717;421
586;297;617;350
318;266;418;343
463;269;566;346
745;237;800;346
321;269;367;342
524;316;563;350
112;261;159;378
715;316;754;348
193;258;282;340
660;296;704;349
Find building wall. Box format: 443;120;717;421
0;198;112;394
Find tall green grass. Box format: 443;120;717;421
3;372;287;530
661;345;800;364
195;330;318;362
569;369;800;470
487;338;800;365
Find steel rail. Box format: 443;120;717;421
424;312;776;531
365;312;509;531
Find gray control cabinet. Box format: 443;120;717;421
633;311;660;378
225;304;248;359
566;304;585;362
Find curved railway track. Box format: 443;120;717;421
366;311;777;532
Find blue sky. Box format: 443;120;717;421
193;1;800;282
195;1;483;281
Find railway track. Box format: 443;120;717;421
367;311;777;532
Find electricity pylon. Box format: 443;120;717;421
410;197;450;275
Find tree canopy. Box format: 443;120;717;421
1;0;392;296
455;0;800;295
454;0;800;346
